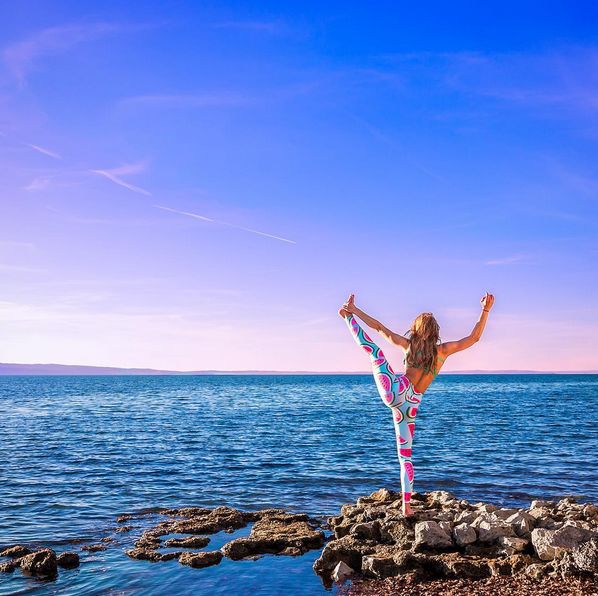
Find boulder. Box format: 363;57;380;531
179;551;223;568
498;535;529;553
453;523;477;546
0;560;19;573
0;545;31;558
331;560;354;582
313;534;376;576
414;521;453;550
530;499;556;510
441;555;492;578
505;511;536;537
163;536;210;548
531;524;597;561
350;521;381;542
125;548;162;562
476;519;516;543
56;552;80;568
19;549;58;578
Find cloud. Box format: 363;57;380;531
90;162;152;196
3;22;129;86
155;204;296;244
26;143;62;160
485;254;530;266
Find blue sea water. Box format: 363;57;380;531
0;374;596;595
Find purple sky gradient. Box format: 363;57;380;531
1;2;597;371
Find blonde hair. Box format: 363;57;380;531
404;312;441;373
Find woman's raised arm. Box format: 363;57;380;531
342;294;409;349
441;292;495;357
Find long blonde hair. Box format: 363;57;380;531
404;312;441;373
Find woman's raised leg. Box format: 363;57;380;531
344;314;408;408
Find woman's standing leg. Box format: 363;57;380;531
344;314;408;408
392;397;420;506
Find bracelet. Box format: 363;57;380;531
482;309;490;312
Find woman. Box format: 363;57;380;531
338;292;495;517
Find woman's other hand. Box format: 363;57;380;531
481;291;495;311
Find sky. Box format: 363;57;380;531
0;1;597;372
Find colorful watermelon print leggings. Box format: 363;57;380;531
345;314;423;504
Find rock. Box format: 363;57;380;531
351;521;381;542
163;536;210;548
125;548;163;562
379;519;414;548
477;519;516;543
505;553;535;575
222;511;324;560
531;525;597;561
427;491;458;506
56;552;80;568
498;535;529;553
571;537;598;573
492;508;520;520
332;560;354;582
0;545;32;558
441;555;492;578
115;525;133;533
525;562;547;579
0;560;19;573
80;544;107;552
280;546;302;556
478;504;498;514
505;511;536;537
361;546;404;579
19;549;58;578
453;523;477;546
179;551;223;568
313;534;376;576
454;510;478;525
488;558;513;576
414;521;453;550
531;500;556;510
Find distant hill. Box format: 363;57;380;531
0;363;596;375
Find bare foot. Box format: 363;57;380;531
402;503;414;517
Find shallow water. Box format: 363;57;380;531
1;374;596;594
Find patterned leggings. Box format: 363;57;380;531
345;314;423;503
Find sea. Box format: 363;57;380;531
0;374;596;595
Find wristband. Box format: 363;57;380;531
483;309;490;312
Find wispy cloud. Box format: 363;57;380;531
26;143;62;160
3;22;129;86
485;254;530;266
90;162;152;196
155;205;296;244
118;93;254;109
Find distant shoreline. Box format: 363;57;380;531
1;363;596;376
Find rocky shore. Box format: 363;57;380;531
2;489;597;594
314;488;598;593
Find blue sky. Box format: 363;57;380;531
0;1;597;371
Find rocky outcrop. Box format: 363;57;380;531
124;505;325;566
313;489;598;584
19;548;58;578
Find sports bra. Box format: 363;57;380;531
403;349;445;378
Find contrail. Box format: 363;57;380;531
155;205;296;244
91;168;152;196
27;143;62;160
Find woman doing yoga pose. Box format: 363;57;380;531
338;292;494;517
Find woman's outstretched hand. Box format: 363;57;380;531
338;293;356;318
481;291;495;312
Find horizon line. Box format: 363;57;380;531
1;362;597;376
